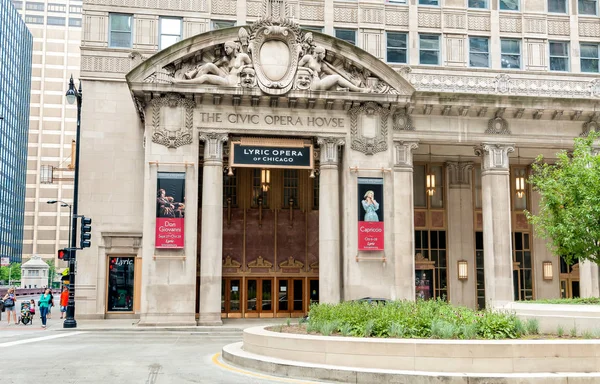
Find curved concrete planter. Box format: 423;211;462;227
223;326;600;383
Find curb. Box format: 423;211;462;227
222;342;600;384
51;327;244;333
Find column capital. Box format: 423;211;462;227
393;141;419;170
317;136;345;166
446;161;474;188
474;143;515;173
199;132;228;164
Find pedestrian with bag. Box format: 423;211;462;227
38;288;52;328
2;287;17;325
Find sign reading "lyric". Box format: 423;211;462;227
230;140;314;169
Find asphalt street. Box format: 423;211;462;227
0;325;331;384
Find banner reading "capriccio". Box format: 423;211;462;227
357;177;384;251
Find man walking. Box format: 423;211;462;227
60;286;69;319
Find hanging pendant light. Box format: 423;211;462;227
426;172;436;196
261;169;270;192
515;169;525;199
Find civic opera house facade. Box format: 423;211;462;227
77;2;600;324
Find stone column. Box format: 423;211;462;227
198;132;228;325
474;143;515;307
392;141;418;301
446;161;476;308
317;137;344;304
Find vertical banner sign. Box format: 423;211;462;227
357;177;384;251
155;172;185;248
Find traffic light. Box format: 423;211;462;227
80;216;92;248
58;248;68;260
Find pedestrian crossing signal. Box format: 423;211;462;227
58;249;68;260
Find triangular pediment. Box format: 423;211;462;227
126;18;414;98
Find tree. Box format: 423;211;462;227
525;132;600;265
46;259;56;287
0;263;22;285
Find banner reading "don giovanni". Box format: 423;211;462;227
358;177;384;251
156;172;185;248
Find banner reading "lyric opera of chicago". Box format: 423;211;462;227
155;172;185;248
357;177;384;251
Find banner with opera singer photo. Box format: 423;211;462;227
156;172;185;248
357;177;384;251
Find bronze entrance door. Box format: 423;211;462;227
246;278;274;317
276;278;305;317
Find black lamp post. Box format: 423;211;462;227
64;75;82;329
47;200;73;261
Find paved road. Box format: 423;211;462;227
0;329;331;384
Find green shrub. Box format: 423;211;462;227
594;329;600;339
582;330;593;339
306;299;523;340
320;321;338;336
557;325;564;337
514;319;526;336
525;319;540;335
529;297;600;305
286;318;291;327
570;326;578;337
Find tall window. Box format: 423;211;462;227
159;17;182;50
469;0;488;8
212;20;236;30
581;43;599;72
500;0;519;10
501;39;521;69
513;232;533;301
469;37;490;67
419;34;440;65
109;14;133;48
548;0;567;12
386;32;408;63
549;41;569;71
335;29;356;45
415;230;448;299
223;171;237;207
283;170;299;208
312;173;320;210
475;232;485;309
252;169;268;208
579;0;598;15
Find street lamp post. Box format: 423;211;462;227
47;200;73;287
63;75;82;329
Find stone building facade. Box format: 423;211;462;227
78;0;600;323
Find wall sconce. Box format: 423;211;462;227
426;172;436;196
515;170;526;199
542;261;553;280
457;260;468;280
261;169;270;192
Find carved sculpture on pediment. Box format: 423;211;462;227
142;11;401;95
279;256;304;269
392;107;414;131
150;94;195;149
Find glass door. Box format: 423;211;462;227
221;278;241;318
245;278;274;317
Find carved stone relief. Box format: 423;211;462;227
581;117;599;137
392;107;414;131
349;102;389;155
486;116;511;135
148;16;397;95
150;94;195;149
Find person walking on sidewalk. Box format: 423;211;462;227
2;287;17;325
59;287;68;319
47;289;54;319
38;288;52;328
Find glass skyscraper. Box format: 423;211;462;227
0;0;32;263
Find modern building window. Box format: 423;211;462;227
549;41;569;71
386;32;408;63
419;34;440;65
581;43;599;72
387;0;407;4
500;39;521;69
212;20;236;30
109;14;133;48
69;5;82;13
12;1;22;9
548;0;567;12
107;257;135;312
579;0;598;14
69;18;82;27
469;37;490;67
301;25;323;32
469;0;488;8
335;29;356;45
500;0;519;10
47;3;66;12
159;17;182;50
24;15;43;24
25;2;44;11
47;16;66;26
419;0;439;5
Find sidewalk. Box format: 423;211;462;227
49;317;286;332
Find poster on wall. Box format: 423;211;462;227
155;172;185;248
357;177;384;251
